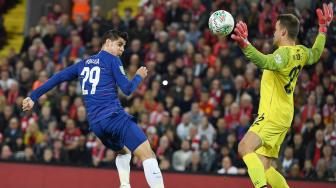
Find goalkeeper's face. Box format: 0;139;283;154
273;21;282;46
273;21;290;47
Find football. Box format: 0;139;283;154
208;10;234;36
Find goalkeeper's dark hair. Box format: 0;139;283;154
277;14;300;39
101;29;128;46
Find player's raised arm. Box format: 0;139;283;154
231;21;289;71
22;62;80;111
305;3;333;66
111;58;147;96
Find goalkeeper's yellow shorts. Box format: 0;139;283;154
248;113;289;158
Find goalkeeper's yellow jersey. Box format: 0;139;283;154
242;34;326;127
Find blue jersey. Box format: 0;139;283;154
30;50;142;124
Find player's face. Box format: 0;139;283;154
273;21;286;46
273;21;281;46
106;37;126;57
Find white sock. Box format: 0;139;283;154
116;154;131;187
143;158;164;188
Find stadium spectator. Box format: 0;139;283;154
317;145;336;177
288;163;303;178
197;116;216;145
42;148;55;163
280;146;299;176
199;139;216;172
185;151;201;172
292;134;306;169
23;121;44;146
172;139;192;171
217;156;238;175
156;135;173;163
3;117;22;148
0;145;13;160
176;113;194;141
0;69;15;92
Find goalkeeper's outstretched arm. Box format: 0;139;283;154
231;21;289;71
305;3;333;65
304;34;326;66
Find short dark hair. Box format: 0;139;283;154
101;29;128;45
277;14;300;39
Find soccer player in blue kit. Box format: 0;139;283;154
22;30;164;188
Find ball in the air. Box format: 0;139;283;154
208;10;234;36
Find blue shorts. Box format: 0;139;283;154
90;111;147;152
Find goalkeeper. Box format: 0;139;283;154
231;3;333;188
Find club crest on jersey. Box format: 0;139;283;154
274;54;282;64
119;66;126;75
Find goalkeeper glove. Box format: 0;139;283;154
316;3;333;33
231;21;250;48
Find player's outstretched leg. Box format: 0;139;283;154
134;140;164;188
123;119;164;188
238;131;267;188
115;147;132;188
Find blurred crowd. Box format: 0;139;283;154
0;0;335;181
